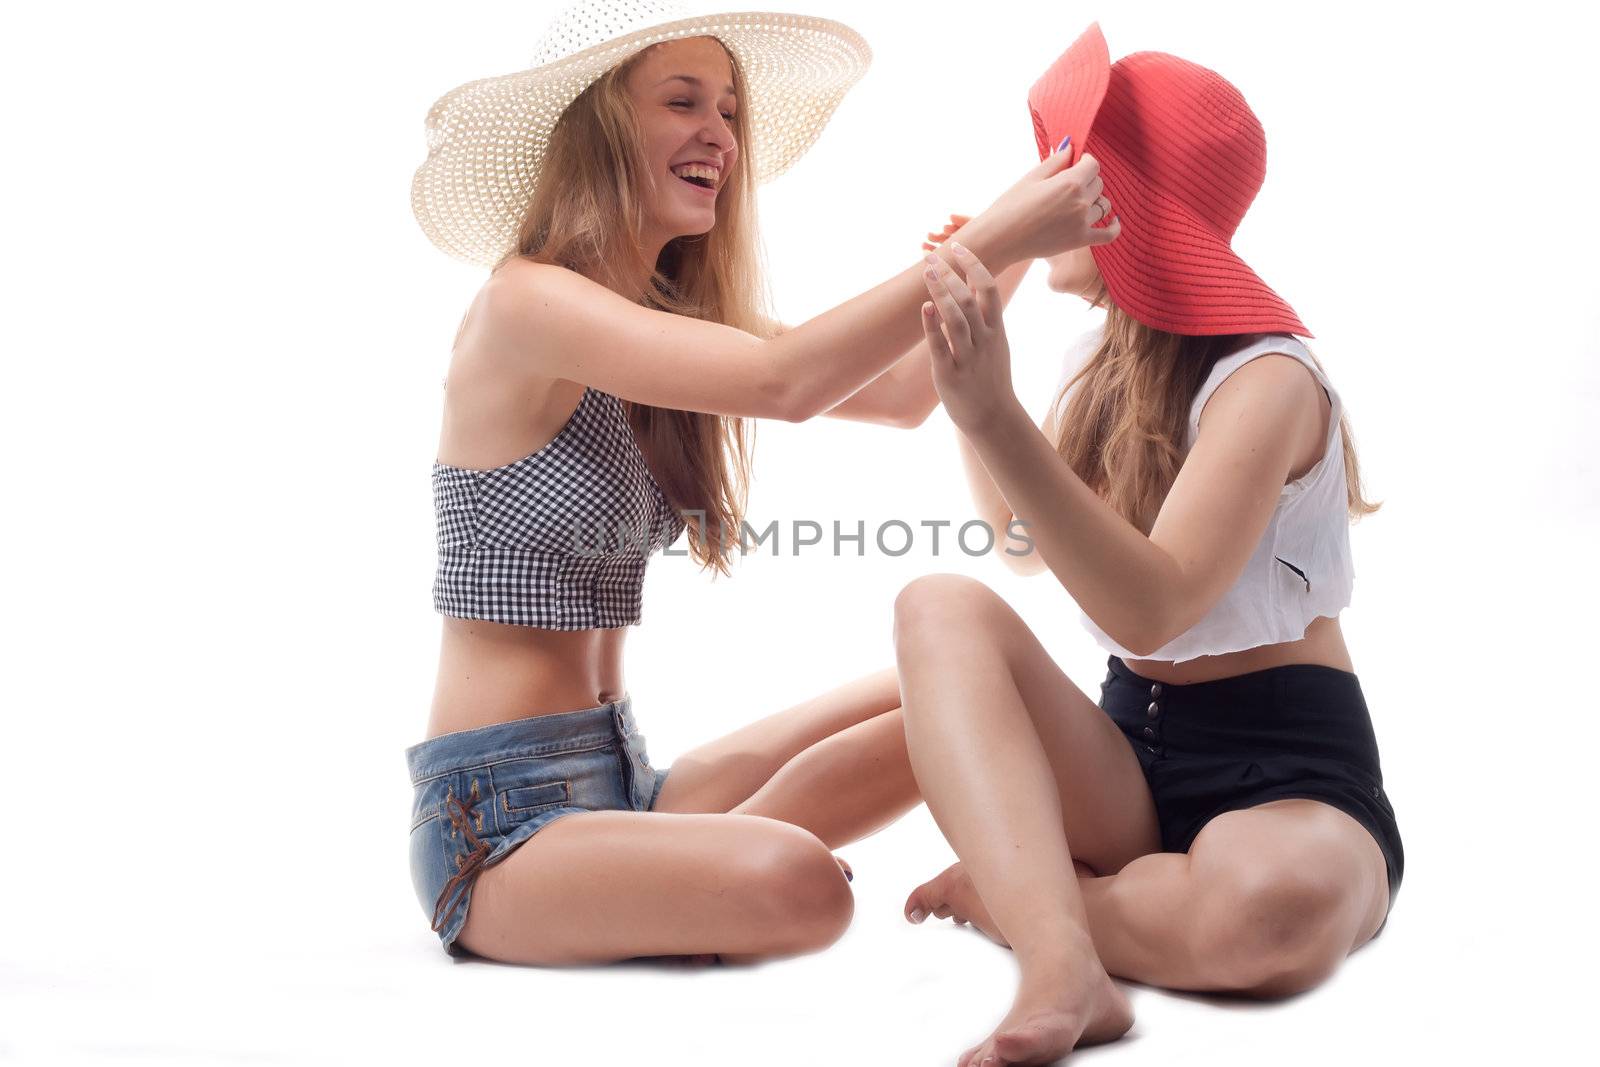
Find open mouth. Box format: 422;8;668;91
671;164;720;195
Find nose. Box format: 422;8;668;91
699;117;735;156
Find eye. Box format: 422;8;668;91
669;99;735;123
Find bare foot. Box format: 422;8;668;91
905;860;1095;949
959;936;1133;1066
905;861;1010;946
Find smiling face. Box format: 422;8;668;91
1043;245;1104;303
624;37;740;246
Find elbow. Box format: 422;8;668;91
1117;632;1164;659
994;521;1046;576
999;547;1047;576
890;402;935;430
764;364;815;423
1113;609;1183;659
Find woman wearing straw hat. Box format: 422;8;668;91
890;24;1405;1065
404;1;1118;964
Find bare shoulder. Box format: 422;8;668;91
1200;352;1329;479
478;259;633;361
1203;353;1323;423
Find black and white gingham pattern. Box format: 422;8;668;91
432;387;686;629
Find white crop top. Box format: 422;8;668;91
1053;329;1355;664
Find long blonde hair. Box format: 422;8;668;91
1052;286;1380;536
490;41;772;575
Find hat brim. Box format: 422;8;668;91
1089;148;1311;338
1028;24;1310;338
412;12;871;267
1027;23;1109;168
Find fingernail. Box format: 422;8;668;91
1057;134;1072;153
949;241;966;255
909;908;925;923
924;253;939;266
844;869;853;883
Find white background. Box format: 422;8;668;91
3;0;1596;1063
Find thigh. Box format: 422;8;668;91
896;574;1162;874
456;809;853;964
1187;798;1390;950
652;667;902;814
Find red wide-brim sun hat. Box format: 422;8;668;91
1027;23;1310;338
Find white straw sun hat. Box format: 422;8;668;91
411;0;872;267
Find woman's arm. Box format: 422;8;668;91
957;418;1051;576
824;259;1033;428
921;247;1321;654
476;150;1115;422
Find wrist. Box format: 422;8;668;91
952;215;1016;270
960;396;1030;448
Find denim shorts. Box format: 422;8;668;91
1098;656;1404;916
404;697;671;957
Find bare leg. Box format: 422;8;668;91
895;576;1150;1065
907;803;1392;998
457;810;855;964
454;668;911;966
652;667;906;822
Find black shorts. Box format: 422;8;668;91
1099;655;1404;911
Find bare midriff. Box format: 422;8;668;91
1121;613;1354;686
426;617;630;739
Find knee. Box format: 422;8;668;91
1193;866;1349;997
892;574;998;653
738;826;854;954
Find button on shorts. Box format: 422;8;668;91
404;697;670;956
1099;655;1404;916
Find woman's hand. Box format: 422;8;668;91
920;243;1024;434
965;139;1119;266
922;213;972;253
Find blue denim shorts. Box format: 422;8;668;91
404;697;671;957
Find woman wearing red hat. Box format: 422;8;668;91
893;24;1403;1066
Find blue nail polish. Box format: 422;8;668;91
1057;134;1072;153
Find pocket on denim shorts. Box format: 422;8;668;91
489;756;576;831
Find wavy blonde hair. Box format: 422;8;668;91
1052;285;1380;536
489;40;772;575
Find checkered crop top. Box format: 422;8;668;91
432;386;686;629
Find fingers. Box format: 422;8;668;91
1030;134;1076;178
923;256;977;354
1060;151;1101;182
947;242;1001;328
1091;195;1111;223
921;212;974;251
1086;213;1122;245
921;300;955;365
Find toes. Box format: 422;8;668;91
993;1014;1072;1062
905;880;941;923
